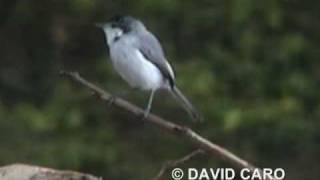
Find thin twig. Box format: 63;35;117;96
153;149;204;180
60;71;276;180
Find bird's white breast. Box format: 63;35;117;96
109;36;164;90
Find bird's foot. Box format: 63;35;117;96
91;91;116;107
141;109;150;121
107;90;131;107
106;90;131;107
106;95;116;107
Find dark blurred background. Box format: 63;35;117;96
0;0;319;179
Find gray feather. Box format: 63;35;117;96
133;31;175;86
171;86;202;121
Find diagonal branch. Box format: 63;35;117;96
60;71;275;180
153;149;204;180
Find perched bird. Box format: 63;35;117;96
97;15;201;121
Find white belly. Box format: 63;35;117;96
110;46;164;90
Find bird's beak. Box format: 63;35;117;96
94;23;103;28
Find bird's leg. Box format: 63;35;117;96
142;89;156;119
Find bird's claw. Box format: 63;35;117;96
141;110;150;120
107;95;116;107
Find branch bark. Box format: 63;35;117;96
61;71;275;180
0;164;100;180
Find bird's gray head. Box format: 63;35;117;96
110;15;146;33
97;15;146;45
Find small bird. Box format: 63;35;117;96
97;15;201;121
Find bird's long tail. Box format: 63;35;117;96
171;86;202;121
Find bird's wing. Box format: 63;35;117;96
135;31;175;87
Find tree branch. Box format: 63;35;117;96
60;71;275;180
0;164;100;180
153;149;204;180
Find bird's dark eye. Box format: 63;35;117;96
111;15;124;23
116;16;123;22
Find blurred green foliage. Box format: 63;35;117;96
0;0;319;179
